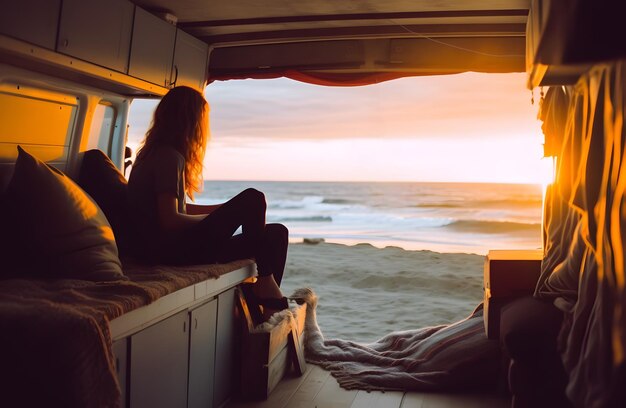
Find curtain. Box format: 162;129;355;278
208;69;462;87
553;61;626;407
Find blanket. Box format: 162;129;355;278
290;288;501;392
0;259;253;408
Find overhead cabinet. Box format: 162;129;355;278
0;0;61;50
172;30;209;90
128;7;176;87
1;0;207;92
57;0;133;72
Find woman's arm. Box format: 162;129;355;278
186;203;222;215
157;193;205;230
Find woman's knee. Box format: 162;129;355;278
240;188;266;211
266;223;289;242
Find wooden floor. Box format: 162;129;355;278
227;364;511;408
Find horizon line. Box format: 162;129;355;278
202;179;543;186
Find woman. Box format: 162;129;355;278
127;86;288;320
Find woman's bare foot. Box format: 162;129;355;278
252;275;287;320
252;275;284;299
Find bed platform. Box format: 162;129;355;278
0;259;256;408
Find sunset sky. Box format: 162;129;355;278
127;72;551;184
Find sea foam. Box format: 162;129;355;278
196;180;543;254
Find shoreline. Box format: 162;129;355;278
287;236;541;256
280;241;486;343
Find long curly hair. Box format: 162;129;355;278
136;86;209;200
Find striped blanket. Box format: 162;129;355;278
291;288;500;392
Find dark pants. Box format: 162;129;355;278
161;188;288;285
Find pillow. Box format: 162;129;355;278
2;146;125;281
76;149;131;257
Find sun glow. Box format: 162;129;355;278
203;135;552;185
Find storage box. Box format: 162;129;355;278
483;250;543;339
236;289;307;400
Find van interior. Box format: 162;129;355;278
1;1;625;407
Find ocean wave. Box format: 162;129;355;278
412;203;460;209
322;198;357;205
445;219;541;233
414;197;543;209
275;216;333;223
269;195;325;209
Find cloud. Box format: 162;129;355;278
205;72;539;141
126;72;546;183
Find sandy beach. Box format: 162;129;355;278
280;241;485;344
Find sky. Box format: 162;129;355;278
127;72;551;184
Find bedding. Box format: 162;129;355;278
0;258;253;408
293;288;500;392
0;148;255;407
2;146;124;281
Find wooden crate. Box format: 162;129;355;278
236;289;307;400
483;250;543;339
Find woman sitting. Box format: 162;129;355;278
127;86;288;320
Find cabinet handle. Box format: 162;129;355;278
195;318;198;330
183;321;187;332
171;65;179;87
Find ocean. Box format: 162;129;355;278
195;181;543;255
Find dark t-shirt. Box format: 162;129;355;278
127;145;186;255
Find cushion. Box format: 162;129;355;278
76;149;131;256
1;146;125;281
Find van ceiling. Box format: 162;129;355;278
133;0;529;83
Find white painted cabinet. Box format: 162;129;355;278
57;0;134;72
116;291;239;408
130;311;189;408
128;7;176;87
188;299;218;408
214;287;238;407
0;0;61;49
172;29;209;91
112;338;128;408
108;272;251;408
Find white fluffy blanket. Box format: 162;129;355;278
289;288;500;392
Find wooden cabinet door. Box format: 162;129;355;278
188;299;218;408
130;311;189;408
57;0;133;72
128;7;176;87
213;287;237;407
0;0;61;49
171;29;208;91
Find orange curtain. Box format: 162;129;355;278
208;69;461;87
